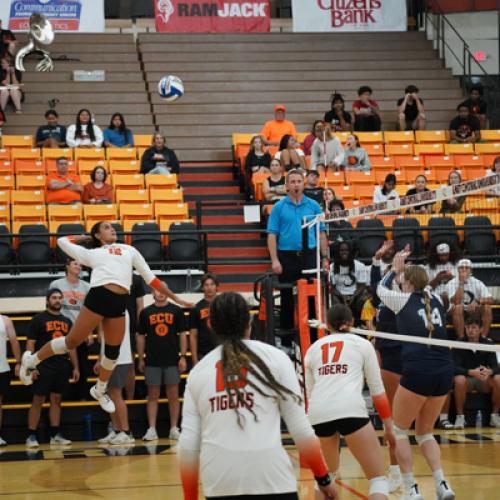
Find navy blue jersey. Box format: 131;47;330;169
377;271;453;371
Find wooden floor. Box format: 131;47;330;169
0;429;498;499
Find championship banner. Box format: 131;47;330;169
0;0;105;32
155;0;270;32
291;0;407;32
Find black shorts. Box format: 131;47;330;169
312;417;370;438
32;364;70;397
0;370;11;396
400;367;453;397
379;347;402;375
207;495;298;500
84;286;128;318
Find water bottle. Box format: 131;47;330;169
475;410;483;429
83;413;93;441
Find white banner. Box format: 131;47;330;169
0;0;104;33
291;0;407;32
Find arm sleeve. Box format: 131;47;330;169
189;308;200;330
333;139;345;165
27;317;39;341
140;148;154;173
363;341;391;419
137;310;147;336
478;280;492;299
260;122;270;140
92;125;104;147
373;187;382;203
303;347;315;400
370;261;382;287
56;237;92;267
310;139;320;169
127;129;134;146
167;148;180;174
130;247;157;286
244;151;254;173
376;271;411;315
103;128;111;144
290;122;297;137
35;126;43;143
65;125;78;148
267;202;281;235
81;184;91;204
362;148;371;170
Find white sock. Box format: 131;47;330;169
433;468;445;488
440;413;448;421
389;464;401;475
96;379;107;393
402;472;415;491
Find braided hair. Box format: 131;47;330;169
404;265;434;337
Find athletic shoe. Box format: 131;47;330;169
98;431;116;444
26;435;39;448
169;427;181;440
19;351;36;386
437;419;454;430
436;480;455;500
401;484;424;500
143;427;159;441
454;415;465;430
0;436;7;446
490;413;500;428
388;469;403;493
110;431;135;445
50;434;71;445
90;385;115;413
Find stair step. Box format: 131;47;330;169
202;207;244;216
182;180;239;187
184;186;241;195
208;239;266;248
208;247;269;258
185;193;246;201
182;161;233;168
209;263;270;275
182;166;234;174
208;232;261;241
202;215;245;225
218;282;255;292
179;172;234;182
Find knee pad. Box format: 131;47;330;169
50;336;68;355
369;476;389;497
394;424;409;441
101;344;120;371
415;433;435;446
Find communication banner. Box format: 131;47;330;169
155;0;270;32
291;0;407;32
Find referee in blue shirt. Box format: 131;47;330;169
267;169;329;331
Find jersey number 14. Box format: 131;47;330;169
417;307;443;328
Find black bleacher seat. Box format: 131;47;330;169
355;219;386;258
18;225;51;266
428;216;459;250
464;216;497;257
328;220;354;245
111;223;125;244
131;222;163;263
392;217;423;256
56;223;86;262
167;222;202;267
0;225;13;266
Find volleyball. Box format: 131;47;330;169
158;75;184;102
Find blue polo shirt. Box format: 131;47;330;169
267;195;325;251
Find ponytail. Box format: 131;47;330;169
423;292;434;338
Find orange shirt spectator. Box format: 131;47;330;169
82;166;113;204
260;104;297;146
46;157;83;204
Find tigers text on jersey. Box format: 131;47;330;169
179;340;320;497
305;333;385;425
57;237;156;292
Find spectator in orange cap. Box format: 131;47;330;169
260;104;297;146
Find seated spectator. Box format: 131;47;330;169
459;83;487;130
326;198;353;244
322;187;337;218
260;104;297;146
324;93;352;132
0;57;22;113
486;156;500;197
352;86;381;132
452;317;500;429
425;242;459;298
441;170;466;213
35;110;67;148
0;20;16;58
303;170;324;204
82;166;113;204
103;113;134;148
262;159;286;202
140;133;179;175
373;173;399;203
245;135;271;176
446;259;493;339
397;84;426;131
405;174;433;214
303;120;323;156
449;103;481;144
66;108;103;148
275;134;306;171
342;134;371;171
310;122;344;172
46;157;83;204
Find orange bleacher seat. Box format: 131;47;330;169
0;149;10;161
134;135;153;148
16;174;45;190
435;168;462;183
83;204;118;223
322;171;346;187
109;160;140;174
2;135;33;148
452;154;485;169
0;190;10;206
461;166;488;180
106;147;136;161
394;155;425;170
474;143;500;155
384;131;415;144
363;143;384;156
415;130;447;143
356;131;383;144
48;204;83;222
144;173;177;190
112;174;144;190
403;168;436;184
424;155;455;170
480;130;500;142
42;147;73;161
374;168;397;183
333;132;350;144
115;189;149;204
336;184;356;201
371;156;396;170
119;203;154;222
74;148;105;162
251;172;270;201
0;206;10;228
11;190;44;205
77;159;107;176
0;175;14;190
353;184;375;203
414;143;445;156
296;132;308;144
14;159;44;174
395;184;410;196
0;161;13;174
346;170;375;185
444;143;474;156
385;143;414;156
10;148;41;161
12;204;46;223
150;188;184;205
236;144;251;170
155;203;189;223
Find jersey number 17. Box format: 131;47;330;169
321;341;344;364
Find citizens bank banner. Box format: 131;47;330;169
0;0;105;32
155;0;270;32
292;0;407;32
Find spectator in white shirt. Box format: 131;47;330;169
486;156;500;197
424;243;459;298
373;173;400;204
66;108;103;148
310;122;344;172
446;259;493;339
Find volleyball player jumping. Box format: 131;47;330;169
377;250;455;500
20;221;193;413
305;303;395;500
179;292;337;500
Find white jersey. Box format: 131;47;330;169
304;333;385;425
0;316;8;373
100;312;132;365
330;259;369;295
57;237;156;292
179;340;317;497
446;275;492;306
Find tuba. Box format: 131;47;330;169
15;13;55;72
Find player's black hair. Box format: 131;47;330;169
200;273;219;288
381;173;397;195
404;84;419;94
330;92;346;109
90;165;107;183
457;103;469;111
357;85;373;96
427;241;461;269
278;134;293;152
327;304;353;332
469;83;484;96
45;109;58;118
108;112;127;136
46;287;63;301
90;221;108;247
465;315;483;327
332;240;355;275
75;108;96;142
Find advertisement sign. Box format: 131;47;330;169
155;0;270;32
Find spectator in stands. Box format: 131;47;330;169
324;92;352;131
446;259;493;339
82;166;113;204
260;104;297;146
452;317;500;429
342;134;371;171
140;132;180;175
460;83;487;130
25;289;79;448
425;242;459;298
486;156;500;197
0;57;22;113
303;120;323;156
326;199;353;245
35;110;67;148
449;103;481;143
441;170;466;213
397;84;426;131
276;134;306;171
303;170;324;205
245;135;271;176
405;174;433;214
373;173;399;203
310;122;344;172
322;187;337;218
46;157;83;204
0;314;20;446
103;112;134;148
66;109;103;148
0;20;16;58
262;159;286;202
352;86;381;132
